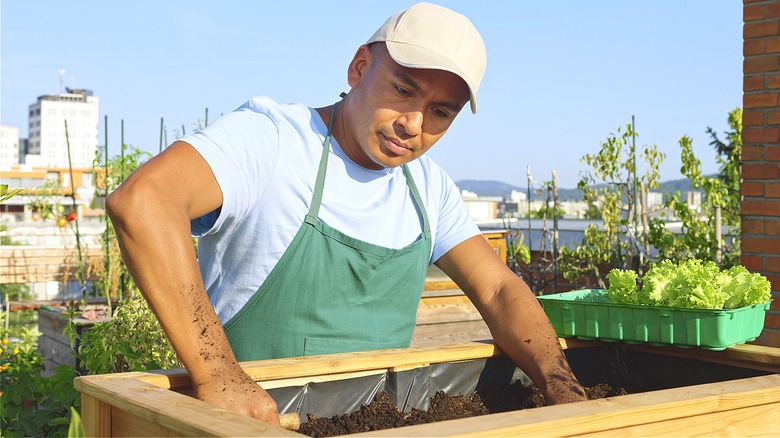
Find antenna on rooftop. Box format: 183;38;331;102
58;67;66;92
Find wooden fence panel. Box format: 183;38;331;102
1;246;104;284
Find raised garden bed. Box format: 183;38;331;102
75;339;780;436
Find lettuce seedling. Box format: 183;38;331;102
606;269;639;304
639;259;678;306
722;265;772;309
607;259;771;309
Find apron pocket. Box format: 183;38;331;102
304;337;409;356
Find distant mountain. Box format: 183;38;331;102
456;177;704;202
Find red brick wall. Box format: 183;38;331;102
743;0;780;346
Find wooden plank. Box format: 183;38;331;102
620;342;780;373
416;295;482;325
0;253;103;266
0;246;104;283
359;374;780;437
581;402;780;436
7;297;110;311
238;341;500;385
1;269;101;284
80;394;112;438
1;248;103;264
77;342;501;391
545;339;780;374
74;376;299;437
423;279;459;291
421;288;466;298
411;320;491;347
111;407;181;437
260;369;388;390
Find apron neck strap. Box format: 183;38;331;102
402;163;431;238
308;101;339;218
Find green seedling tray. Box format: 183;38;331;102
538;289;770;351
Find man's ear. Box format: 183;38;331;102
347;45;371;89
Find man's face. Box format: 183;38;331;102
340;43;470;170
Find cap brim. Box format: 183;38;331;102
385;41;478;114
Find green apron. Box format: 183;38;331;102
223;103;433;361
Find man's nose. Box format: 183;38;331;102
397;110;423;136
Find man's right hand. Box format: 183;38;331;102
195;369;281;427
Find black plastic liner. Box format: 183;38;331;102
267;345;771;422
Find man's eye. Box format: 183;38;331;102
433;108;449;118
395;85;410;96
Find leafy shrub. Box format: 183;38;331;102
78;298;180;374
0;327;80;437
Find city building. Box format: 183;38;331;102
460;190;502;221
25;88;99;169
0;125;20;167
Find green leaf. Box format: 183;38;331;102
68;406;85;438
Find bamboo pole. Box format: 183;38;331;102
120;120;125;180
552;170;559;293
120;119;126;299
103;115;111;312
159;117;164;153
64;120;87;303
640;181;649;270
526;166;532;261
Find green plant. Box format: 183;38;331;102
0;184;23;204
559;120;664;288
1;284;36;338
77;298;180;374
0;327;81;437
533;204;566;219
647;109;742;267
606;259;770;309
558;110;742;289
91;145;152;306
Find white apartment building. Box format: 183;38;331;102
26;88;99;169
0;125;20;167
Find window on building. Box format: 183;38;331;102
82;172;94;187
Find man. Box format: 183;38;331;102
107;2;587;426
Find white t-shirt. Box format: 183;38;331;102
184;96;480;322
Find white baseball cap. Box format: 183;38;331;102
366;2;487;113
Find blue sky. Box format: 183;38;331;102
2;1;742;189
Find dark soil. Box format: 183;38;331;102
298;382;628;437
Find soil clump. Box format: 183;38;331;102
298;381;628;437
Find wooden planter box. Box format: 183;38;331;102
75;339;780;437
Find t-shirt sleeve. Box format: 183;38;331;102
182;103;280;236
430;170;481;263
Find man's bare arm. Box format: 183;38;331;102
106;141;280;424
435;235;587;405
